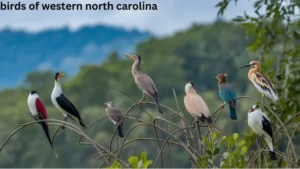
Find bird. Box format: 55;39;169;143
241;61;279;107
27;91;58;158
216;73;237;120
51;72;86;129
104;101;124;137
248;104;276;161
184;81;213;125
125;54;163;114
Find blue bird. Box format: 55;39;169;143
216;73;237;120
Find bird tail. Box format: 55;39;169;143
79;118;86;129
229;106;237;120
117;124;124;138
269;151;277;161
199;115;213;124
155;98;163;114
40;121;58;158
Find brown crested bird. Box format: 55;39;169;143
126;54;163;114
241;61;279;107
184;81;212;124
104;101;124;137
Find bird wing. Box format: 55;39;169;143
184;94;210;118
107;107;123;124
219;84;236;103
56;94;81;118
35;98;48;120
135;74;158;98
252;72;278;100
262;113;273;137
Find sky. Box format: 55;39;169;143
0;0;255;36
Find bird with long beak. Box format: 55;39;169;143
104;101;124;138
27;91;58;158
248;104;276;161
216;73;237;120
51;72;86;129
184;81;213;125
125;54;163;114
241;61;279;107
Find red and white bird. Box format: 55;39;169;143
27;91;58;158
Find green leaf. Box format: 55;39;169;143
233;133;239;141
202;137;212;149
241;146;248;155
144;160;152;168
213;147;220;155
140;152;147;163
108;160;122;169
212;131;219;140
206;149;213;156
128;156;139;167
238;140;245;147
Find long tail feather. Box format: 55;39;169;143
269;151;277;161
117;125;124;138
39;122;58;158
79;119;86;129
229;106;237;120
155;98;163;114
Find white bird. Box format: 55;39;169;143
248;104;276;161
51;72;86;129
184;81;212;124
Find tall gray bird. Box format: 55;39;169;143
248;104;276;161
126;54;163;114
104;101;124;137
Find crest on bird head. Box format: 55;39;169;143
216;73;228;83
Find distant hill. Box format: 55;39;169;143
0;25;151;88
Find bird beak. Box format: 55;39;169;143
58;73;65;78
241;64;251;68
125;55;135;60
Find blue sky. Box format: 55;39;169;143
0;0;254;36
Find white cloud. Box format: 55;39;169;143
37;62;53;71
0;0;254;36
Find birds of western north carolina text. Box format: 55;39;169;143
184;81;212;124
216;73;237;120
51;72;86;129
126;54;163;114
104;101;124;138
27;91;58;158
241;61;279;107
248;104;276;161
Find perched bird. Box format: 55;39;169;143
241;61;279;107
104;101;124;137
126;54;163;114
248;104;276;161
184;81;212;124
27;91;58;158
216;73;237;120
51;72;86;129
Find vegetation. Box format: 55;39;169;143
0;0;299;167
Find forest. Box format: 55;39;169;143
0;0;299;168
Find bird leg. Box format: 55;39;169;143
138;93;145;105
256;135;263;148
220;102;226;108
62;116;68;129
145;95;149;104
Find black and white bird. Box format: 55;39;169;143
27;91;58;158
248;104;276;161
104;101;124;137
51;72;86;129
